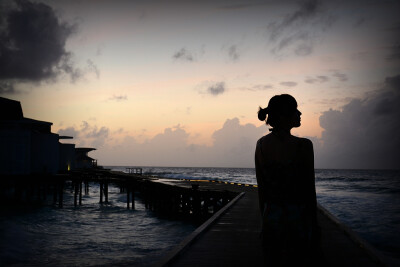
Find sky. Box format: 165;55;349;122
0;0;399;169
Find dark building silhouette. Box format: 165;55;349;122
0;97;97;175
75;148;97;169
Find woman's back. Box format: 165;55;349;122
255;132;315;206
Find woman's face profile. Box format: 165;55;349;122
291;109;302;128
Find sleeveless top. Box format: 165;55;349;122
255;135;318;251
255;136;310;205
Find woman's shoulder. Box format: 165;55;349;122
296;136;313;146
257;133;272;142
293;136;314;153
256;133;277;147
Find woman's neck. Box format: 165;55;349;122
271;127;292;136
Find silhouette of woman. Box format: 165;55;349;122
255;94;319;266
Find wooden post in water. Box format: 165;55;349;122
144;186;148;209
127;187;130;209
131;188;135;210
79;181;82;205
104;180;108;203
100;181;103;204
84;180;89;195
74;181;78;207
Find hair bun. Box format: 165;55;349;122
258;107;267;121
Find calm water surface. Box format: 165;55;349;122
0;182;196;266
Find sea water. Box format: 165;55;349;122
0;181;196;266
1;167;399;266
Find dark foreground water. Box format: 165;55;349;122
0;181;196;266
1;168;399;266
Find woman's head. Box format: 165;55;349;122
258;94;301;129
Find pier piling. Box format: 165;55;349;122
79;181;82;205
100;182;103;204
127;187;130;209
84;180;89;195
131;188;135;210
74;181;78;207
104;181;108;203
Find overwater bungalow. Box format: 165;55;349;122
75;147;97;169
0;97;97;175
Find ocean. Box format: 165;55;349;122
1;167;399;266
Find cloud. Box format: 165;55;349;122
309;97;353;106
85;126;109;139
305;75;329;84
242;84;273;91
331;70;348;82
254;84;273;90
87;59;100;79
218;3;267;10
280;81;297;87
58;127;79;138
0;0;81;91
210;118;267;166
353;17;367;28
172;48;194;62
385;23;400;61
58;121;110;148
114;128;124;135
227;45;240;61
0;81;15;94
294;43;313;56
350;51;369;61
386;44;400;61
267;0;333;57
0;0;100;94
307;70;347;83
315;74;400;169
69;74;400;169
109;94;128;102
207;82;225;96
385;74;400;90
99;118;267;167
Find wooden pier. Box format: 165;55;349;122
154;181;389;266
0;169;237;222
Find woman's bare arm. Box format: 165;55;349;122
255;141;266;214
302;138;317;224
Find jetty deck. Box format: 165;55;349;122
155;181;387;267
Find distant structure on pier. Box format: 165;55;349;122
75;148;97;169
0;97;97;175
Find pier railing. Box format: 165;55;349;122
126;167;142;175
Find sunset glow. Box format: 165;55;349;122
1;0;399;168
